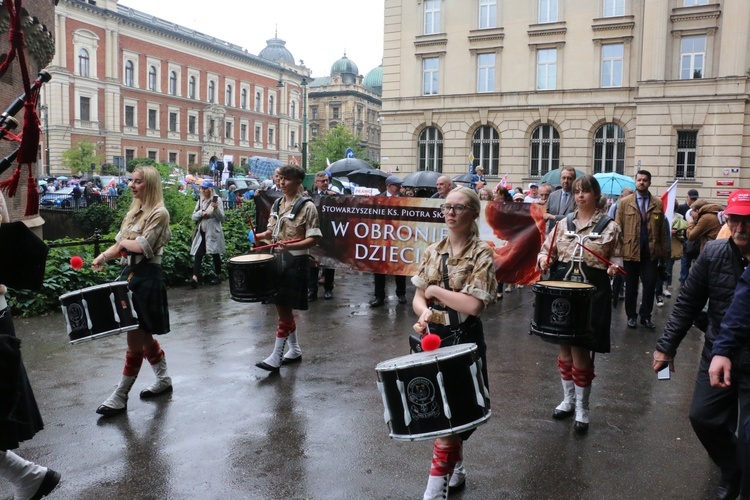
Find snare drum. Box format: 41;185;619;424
530;280;596;340
59;282;139;345
375;344;491;442
227;253;280;302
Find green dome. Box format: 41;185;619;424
363;64;382;94
331;53;359;76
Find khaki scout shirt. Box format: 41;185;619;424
539;209;622;270
117;205;171;262
412;236;498;308
267;193;322;244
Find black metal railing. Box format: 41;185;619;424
47;230;115;256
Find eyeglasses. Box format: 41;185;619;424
440;204;473;214
727;216;750;227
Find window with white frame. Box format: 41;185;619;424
169;152;177;164
536;48;557;90
477;53;495;93
208;81;215;103
188;153;197;166
290;101;296;119
124;105;135;127
124;60;134;87
529;124;560;177
79;49;90;77
479;0;497;29
593;123;626;174
148;66;157;91
676;130;698;179
240;123;247;141
424;0;441;34
684;0;708;5
680;35;706;79
169;112;178;132
80;96;91;121
603;0;624;17
125;149;135;164
423;57;439;95
255;91;262;112
188;76;196;99
148;109;157;130
188;115;197;135
268;127;275;144
255;125;262;143
225;121;233;140
226;85;233;106
290;131;296;149
538;0;558;23
418;127;443;172
169;71;177;96
147;150;157;161
471;126;500;176
268;95;275;115
601;43;623;87
241;88;247;109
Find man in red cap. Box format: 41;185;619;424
654;189;750;500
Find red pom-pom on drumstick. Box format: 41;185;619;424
421;333;441;351
70;256;84;270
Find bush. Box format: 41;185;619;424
73;202;116;236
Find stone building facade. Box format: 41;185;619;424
308;55;382;164
45;0;309;176
381;0;750;200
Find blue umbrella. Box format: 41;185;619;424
248;156;282;180
594;172;636;196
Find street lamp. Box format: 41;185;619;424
39;104;50;176
301;77;308;171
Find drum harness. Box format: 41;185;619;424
429;254;479;346
561;214;612;284
270;196;314;268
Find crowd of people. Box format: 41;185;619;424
5;161;750;499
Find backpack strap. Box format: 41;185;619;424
566;213;575;232
592;214;613;235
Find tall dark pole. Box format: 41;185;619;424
301;77;308;172
41;105;50;176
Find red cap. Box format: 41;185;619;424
725;189;750;216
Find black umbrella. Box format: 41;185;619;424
452;173;473;186
346;168;390;189
401;170;442;189
326;158;374;178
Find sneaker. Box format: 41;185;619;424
656;296;664;307
504;286;512;293
449;463;466;490
663;289;672;298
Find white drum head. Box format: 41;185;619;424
538;280;595;290
230;254;275;263
376;344;477;371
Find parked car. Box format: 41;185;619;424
40;187;87;209
225;176;260;195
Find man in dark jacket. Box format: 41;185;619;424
653;189;750;500
370;175;407;307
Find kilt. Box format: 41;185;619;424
120;263;170;335
0;309;44;451
268;254;311;310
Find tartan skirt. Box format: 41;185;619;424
267;254;311;310
120;263;170;335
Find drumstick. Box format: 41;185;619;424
545;222;558;266
251;238;303;252
576;243;626;276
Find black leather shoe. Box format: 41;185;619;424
281;355;302;365
552;408;574;420
255;361;280;372
30;468;61;500
574;420;589;434
397;295;407;304
324;291;333;300
96;403;126;417
640;318;656;330
140;384;173;399
307;291;317;302
715;475;741;500
369;297;385;308
627;317;637;329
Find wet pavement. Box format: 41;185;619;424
3;270;720;499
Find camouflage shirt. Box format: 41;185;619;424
539;209;623;270
412;235;498;308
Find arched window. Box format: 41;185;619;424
255;91;262;112
418;127;443;172
78;49;90;77
269;95;275;115
240;88;247;109
290;101;296;119
225;84;233;106
148;66;157;91
529;124;560;177
593;123;626;174
169;71;177;95
471;126;500;176
188;76;196;99
208;81;215;103
124;60;134;87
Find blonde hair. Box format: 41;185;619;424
126;165;165;219
450;186;481;237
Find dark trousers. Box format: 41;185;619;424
192;233;221;278
731;347;750;497
373;274;406;299
308;266;334;294
623;258;658;320
689;345;741;485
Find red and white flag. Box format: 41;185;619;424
326;158;331;168
661;180;678;226
500;174;508;187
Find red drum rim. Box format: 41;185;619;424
375;343;477;371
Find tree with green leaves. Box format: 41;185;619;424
308;124;368;172
61;140;104;176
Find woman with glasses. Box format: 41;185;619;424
411;187;497;498
537;174;622;434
